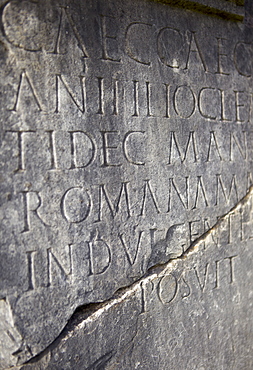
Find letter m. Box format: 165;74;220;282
96;182;131;222
168;131;197;164
215;174;238;205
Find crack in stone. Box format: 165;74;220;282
151;0;245;21
17;185;253;369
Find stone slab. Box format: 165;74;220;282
0;0;252;367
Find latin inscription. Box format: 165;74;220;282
0;1;253;359
7;72;253;121
2;4;252;75
20;195;253;290
4;129;251;171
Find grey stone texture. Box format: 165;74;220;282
0;0;253;368
16;189;253;369
157;0;245;20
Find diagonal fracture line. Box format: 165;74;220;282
22;185;253;366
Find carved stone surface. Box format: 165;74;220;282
16;189;253;369
0;0;252;368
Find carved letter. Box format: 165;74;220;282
51;7;88;57
234;91;247;123
22;191;49;232
55;75;85;113
140;180;160;216
230;132;247;160
185;32;207;71
3;2;42;51
7;131;35;172
101;15;121;62
119;230;144;265
225;255;237;284
234;42;252;77
216;38;229;75
125;22;152;65
215;174;238;206
192;176;208;209
11;71;42;112
95;182;131;222
123;131;146;165
26;251;36;290
168;131;198;164
132;80;139;116
61;187;91;223
69;131;96;169
158;274;178;304
167;177;189;212
47;131;58;170
97;77;104;115
47;246;73;286
198;88;219;120
206;131;223;162
219;89;232;122
194;263;210;292
173;86;196;118
101;131;122;167
189;219;202;243
157;27;182;68
88;230;111;275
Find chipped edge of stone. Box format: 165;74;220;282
154;0;244;20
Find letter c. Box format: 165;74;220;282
123;131;146;165
125;22;152;65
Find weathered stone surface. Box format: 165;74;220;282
0;0;252;367
17;188;253;369
158;0;245;20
